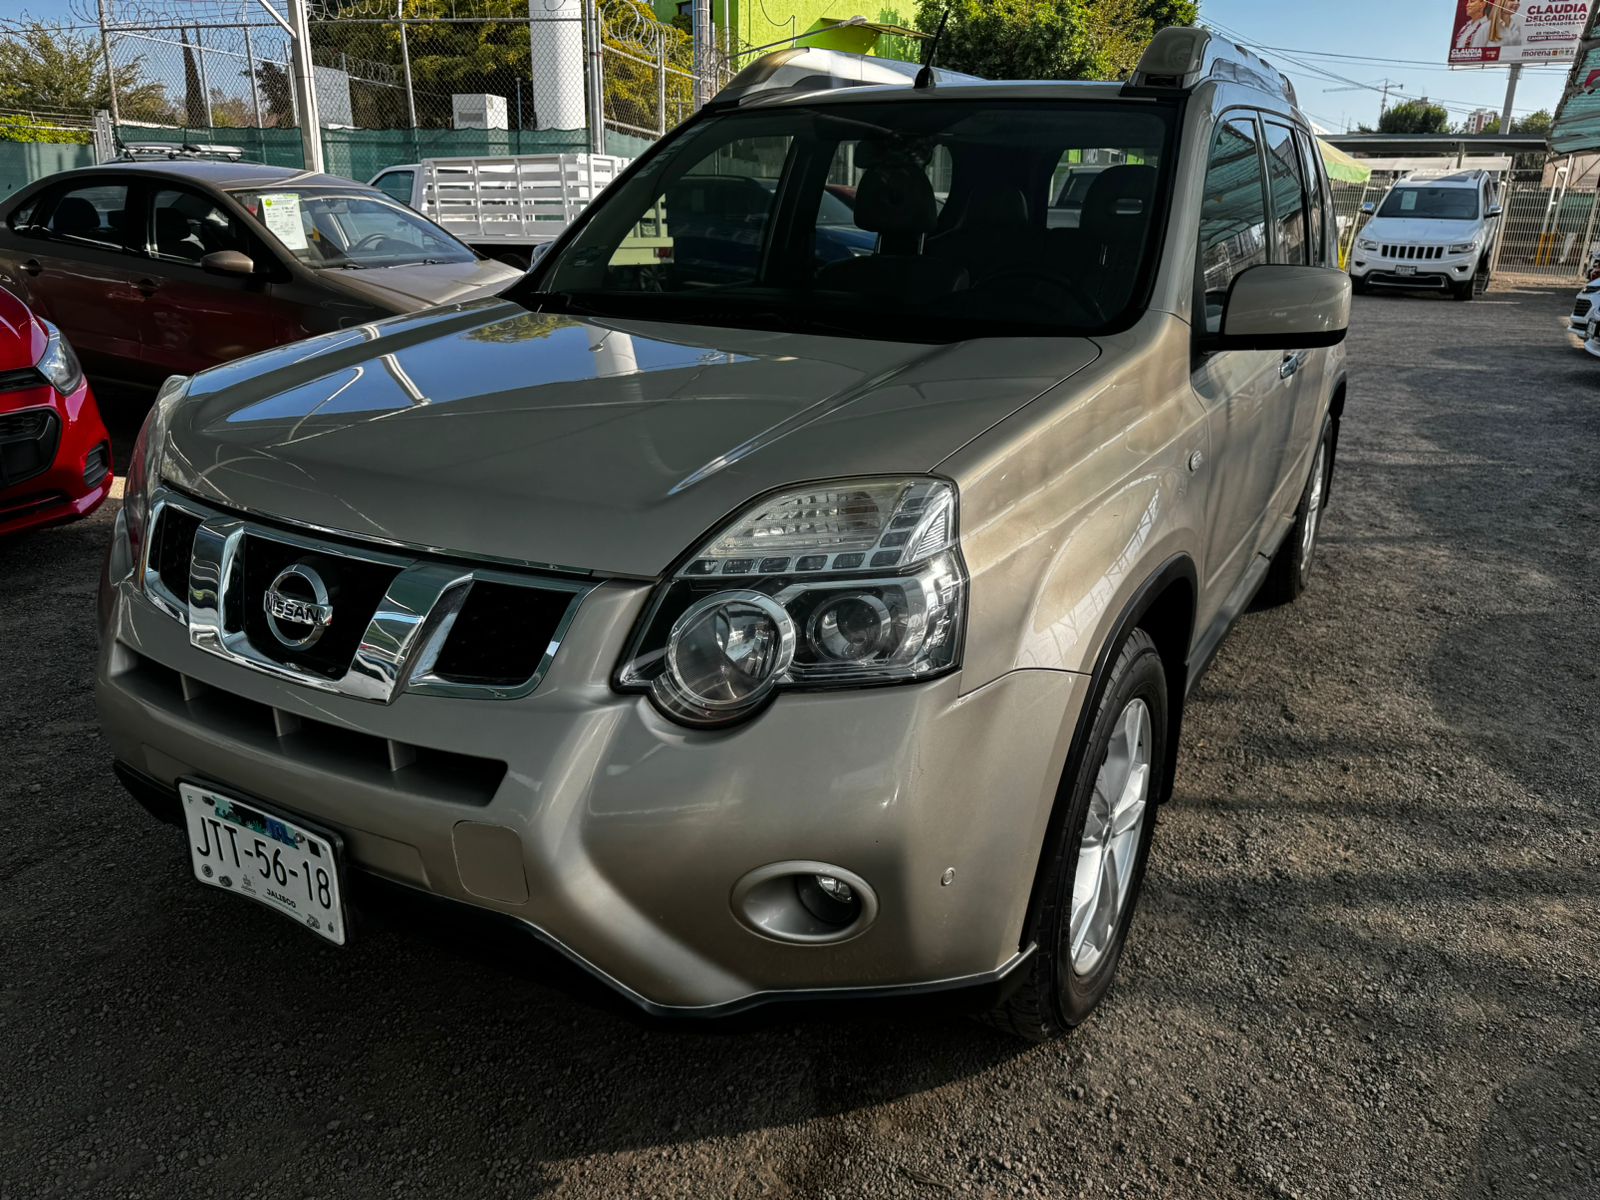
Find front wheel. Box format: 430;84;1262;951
1452;279;1476;301
983;629;1167;1041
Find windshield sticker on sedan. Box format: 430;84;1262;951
260;193;308;250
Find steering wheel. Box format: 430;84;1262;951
976;266;1104;323
348;232;412;255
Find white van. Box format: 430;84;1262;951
1348;170;1502;300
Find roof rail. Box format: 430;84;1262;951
1125;27;1296;106
709;47;982;108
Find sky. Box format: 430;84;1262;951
1188;0;1567;131
7;0;1574;132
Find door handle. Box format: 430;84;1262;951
1279;351;1306;379
21;258;41;276
136;277;160;296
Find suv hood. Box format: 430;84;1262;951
1361;215;1483;245
161;300;1097;577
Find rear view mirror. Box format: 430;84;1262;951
1360;201;1376;215
1486;204;1504;218
201;249;255;277
1207;264;1351;351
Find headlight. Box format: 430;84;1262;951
36;320;84;395
1448;240;1480;254
1357;239;1379;252
619;478;966;727
122;373;190;584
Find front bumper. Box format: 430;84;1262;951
1349;251;1478;289
96;534;1083;1013
0;380;112;537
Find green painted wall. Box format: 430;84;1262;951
0;142;96;201
651;2;920;61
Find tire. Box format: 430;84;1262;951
1258;419;1332;607
1452;279;1475;301
982;629;1168;1042
1351;276;1370;295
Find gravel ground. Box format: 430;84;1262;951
1;285;1596;1200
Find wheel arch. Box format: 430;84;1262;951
1325;374;1347;502
1017;552;1197;944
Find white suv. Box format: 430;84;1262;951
1349;170;1502;300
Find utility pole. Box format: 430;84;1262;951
1499;62;1522;136
1322;78;1404;125
287;0;325;171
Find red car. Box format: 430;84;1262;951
0;284;112;535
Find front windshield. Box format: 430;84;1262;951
516;99;1174;341
1378;186;1480;221
232;187;476;268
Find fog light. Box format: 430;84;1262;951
730;860;878;943
796;873;861;925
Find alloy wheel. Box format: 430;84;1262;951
1067;698;1153;976
1300;439;1328;578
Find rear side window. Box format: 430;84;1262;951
150;187;250;264
1263;121;1308;266
44;182;132;252
1198;115;1269;332
373;169;415;206
1293;129;1328;266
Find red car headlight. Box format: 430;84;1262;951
36;320;84;396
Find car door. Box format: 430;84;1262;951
138;184;291;377
0;177;150;381
1259;118;1316;520
1190;113;1283;600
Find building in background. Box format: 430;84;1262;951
1466;107;1497;134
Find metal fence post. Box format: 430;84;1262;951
657;27;667;135
398;16;418;131
586;0;605;154
97;0;121;129
244;22;264;128
288;0;325;171
197;31;214;127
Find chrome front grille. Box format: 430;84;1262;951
1381;244;1446;260
143;488;594;703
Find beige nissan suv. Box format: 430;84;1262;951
96;29;1350;1040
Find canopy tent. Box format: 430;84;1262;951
1550;5;1600;154
1318;138;1372;185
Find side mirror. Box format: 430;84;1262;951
1206;264;1351;351
1360;201;1376;215
201;249;255;277
1486;204;1504;218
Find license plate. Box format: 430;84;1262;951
1395;264;1416;276
180;782;347;945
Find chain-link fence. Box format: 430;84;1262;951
0;0;742;170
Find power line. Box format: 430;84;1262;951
1251;44;1568;73
1204;19;1551;118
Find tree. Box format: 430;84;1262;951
181;29;208;127
252;61;296;128
0;114;91;144
0;21;171;119
1512;108;1552;138
911;0;1199;81
1378;99;1449;135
